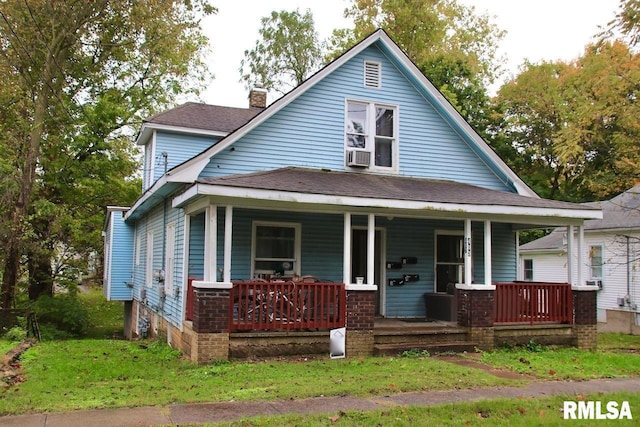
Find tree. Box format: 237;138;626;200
329;0;505;134
494;41;640;202
0;0;215;308
240;9;324;96
604;0;640;47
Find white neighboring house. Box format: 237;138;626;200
519;185;640;334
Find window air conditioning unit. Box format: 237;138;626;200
586;280;602;289
347;149;371;167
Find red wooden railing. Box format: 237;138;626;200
494;282;573;325
229;281;346;332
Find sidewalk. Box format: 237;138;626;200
1;377;639;426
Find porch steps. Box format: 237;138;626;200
373;322;476;355
374;341;478;356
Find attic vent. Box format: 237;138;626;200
364;60;381;88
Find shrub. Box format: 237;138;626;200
4;326;27;341
31;294;89;337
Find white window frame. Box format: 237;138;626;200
523;258;534;281
145;231;154;288
164;222;176;296
589;244;603;280
251;221;301;278
345;99;399;172
363;60;381;89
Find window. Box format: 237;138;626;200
523;259;533;281
252;222;301;277
346;100;397;169
589;245;603;279
435;233;464;293
164;223;176;296
145;231;154;287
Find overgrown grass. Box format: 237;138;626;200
215;391;640;426
0;340;19;354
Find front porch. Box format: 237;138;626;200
168;280;597;363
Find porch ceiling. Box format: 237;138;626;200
174;167;601;225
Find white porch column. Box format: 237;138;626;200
515;231;521;281
577;224;585;286
464;219;472;286
223;206;233;284
484;220;492;286
203;204;217;282
367;214;375;285
567;225;574;285
343;212;351;284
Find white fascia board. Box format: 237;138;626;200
134;122;227;146
173;183;603;221
519;247;567;255
124;175;169;221
167;31;387;183
376;32;538;199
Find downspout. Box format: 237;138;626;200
627;235;631;303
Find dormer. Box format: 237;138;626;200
136;101;264;191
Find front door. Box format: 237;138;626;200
351;229;383;315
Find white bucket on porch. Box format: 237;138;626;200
330;327;346;359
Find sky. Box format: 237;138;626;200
200;0;621;108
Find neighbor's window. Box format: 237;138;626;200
523;259;533;281
589;245;603;279
346;100;397;169
252;222;301;277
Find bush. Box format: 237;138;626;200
31;294;89;337
4;326;27;341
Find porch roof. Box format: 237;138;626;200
177;167;601;223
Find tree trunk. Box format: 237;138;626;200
28;251;53;301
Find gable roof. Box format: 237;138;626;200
171;167;600;223
134;103;262;145
520;185;640;252
145;102;262;133
163;29;538;197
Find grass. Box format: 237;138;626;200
480;345;640;380
0;340;517;414
213;391;640;426
1;289;639;422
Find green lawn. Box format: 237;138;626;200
1;289;639;423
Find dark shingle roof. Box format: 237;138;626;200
520;185;640;251
144;102;262;133
197;167;597;211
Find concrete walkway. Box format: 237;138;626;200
1;377;639;426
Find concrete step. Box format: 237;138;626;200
373;341;477;356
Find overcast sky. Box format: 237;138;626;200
199;0;621;108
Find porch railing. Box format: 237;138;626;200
494;282;573;325
229;281;346;332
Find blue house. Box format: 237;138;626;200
104;30;602;362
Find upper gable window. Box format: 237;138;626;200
364;60;381;88
345;100;398;171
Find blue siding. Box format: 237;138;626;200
153;132;219;183
105;210;134;301
199;45;510;193
183;212;517;318
131;202;187;327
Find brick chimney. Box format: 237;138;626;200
249;85;267;109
